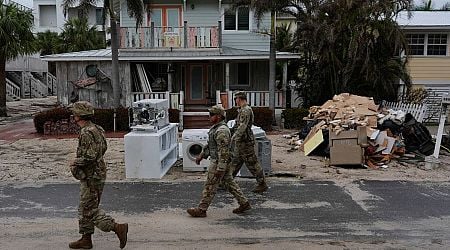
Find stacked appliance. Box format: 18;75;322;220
125;99;178;179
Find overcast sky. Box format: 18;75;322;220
11;0;450;10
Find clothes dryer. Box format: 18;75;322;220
182;129;210;171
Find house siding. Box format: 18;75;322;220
119;0;270;51
408;57;450;83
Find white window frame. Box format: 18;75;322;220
221;5;252;33
406;33;448;57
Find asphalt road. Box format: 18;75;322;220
1;180;450;249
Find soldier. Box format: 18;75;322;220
231;91;268;193
68;101;128;249
187;105;251;217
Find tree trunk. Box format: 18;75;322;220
269;10;276;122
110;18;121;108
0;58;7;117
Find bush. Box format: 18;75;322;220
281;108;310;129
34;107;130;133
226;107;273;131
33;107;71;133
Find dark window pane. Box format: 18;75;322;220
237;63;249;85
237;7;249;30
96;8;104;25
427;45;447;55
224;9;236;30
408;45;424;55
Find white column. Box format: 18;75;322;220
225;62;230;91
167;63;173;92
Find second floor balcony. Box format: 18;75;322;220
120;21;222;49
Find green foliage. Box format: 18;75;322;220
168;109;180;123
276;23;293;52
226;107;273;131
33;107;72;133
35;30;63;56
34;107;130;134
404;88;429;104
281;108;309;129
291;0;413;107
60;18;105;52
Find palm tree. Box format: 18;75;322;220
232;0;294;122
36;30;63;56
60;18;105;52
62;0;146;109
0;0;36;116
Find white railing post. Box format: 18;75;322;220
179;90;184;131
216;90;222;107
227;90;233;109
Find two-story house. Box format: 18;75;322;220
42;0;299;128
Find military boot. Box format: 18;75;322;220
69;234;92;249
252;182;268;193
233;202;251;214
113;223;128;249
187;207;207;217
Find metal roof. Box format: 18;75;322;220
397;11;450;30
41;47;300;62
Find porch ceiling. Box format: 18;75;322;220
41;47;300;62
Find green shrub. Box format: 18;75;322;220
226;107;273;131
33;107;72;133
169;109;180;123
281;108;309;129
34;107;130;133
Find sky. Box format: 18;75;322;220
10;0;450;9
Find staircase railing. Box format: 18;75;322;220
47;72;57;95
6;78;21;101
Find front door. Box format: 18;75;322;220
186;64;208;105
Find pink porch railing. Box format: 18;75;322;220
120;23;221;49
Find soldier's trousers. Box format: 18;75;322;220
231;141;266;185
199;161;248;211
78;179;115;235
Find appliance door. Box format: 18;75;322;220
186;142;205;161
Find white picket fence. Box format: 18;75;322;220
382;101;427;123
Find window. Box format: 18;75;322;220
96;8;105;25
39;5;57;27
406;34;425;55
406;33;448;56
230;62;250;86
427;34;447;56
224;6;249;31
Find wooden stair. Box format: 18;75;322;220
183;112;210;129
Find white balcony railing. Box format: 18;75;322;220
120;23;221;49
130;91;180;109
219;91;284;109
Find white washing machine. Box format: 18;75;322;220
182;129;210;172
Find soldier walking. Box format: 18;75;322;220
187;105;251;217
68;101;128;249
231;91;268;193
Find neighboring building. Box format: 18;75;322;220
42;0;299;128
398;10;450;121
276;11;297;34
33;0;108;36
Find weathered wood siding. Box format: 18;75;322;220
56;61;131;108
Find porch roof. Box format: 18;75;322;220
41;47;300;62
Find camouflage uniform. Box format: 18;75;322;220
197;112;248;211
72;120;116;235
231;101;266;186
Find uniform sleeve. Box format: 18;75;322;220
215;127;231;171
233;108;251;141
201;142;210;159
73;131;99;167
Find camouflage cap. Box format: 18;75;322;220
234;91;247;100
69;101;94;117
208;105;225;117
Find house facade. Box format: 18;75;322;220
43;0;299;127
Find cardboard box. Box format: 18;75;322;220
329;126;367;165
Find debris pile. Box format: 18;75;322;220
286;93;435;169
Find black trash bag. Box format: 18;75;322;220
299;120;318;140
378;119;402;136
402;113;435;156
